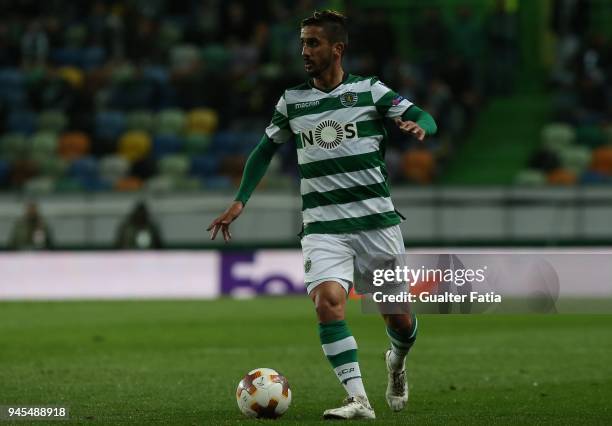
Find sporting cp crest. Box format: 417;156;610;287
339;91;358;107
304;258;312;273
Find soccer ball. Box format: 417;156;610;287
236;367;291;418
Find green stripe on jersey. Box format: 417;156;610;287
304;211;401;235
271;109;289;128
298;151;384;179
287;92;374;119
302;182;390;210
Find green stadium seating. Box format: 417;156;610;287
159;154;189;178
514;169;546;186
126;110;155;132
184;133;212;154
559;145;591;174
38;110;68;133
0;133;29;160
155;109;186;135
30;131;58;156
24;176;56;194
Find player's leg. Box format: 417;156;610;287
309;281;374;420
302;233;374;419
353;224;416;411
382;311;417;411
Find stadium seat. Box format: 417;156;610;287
111;63;136;83
95;111;126;142
58;131;91;160
64;24;87;47
547;169;577;185
24;177;56;195
0;85;27;108
590;147;612;175
559;145;591;174
190;155;219;177
0;68;25;87
145;175;176;192
186;108;219;134
580;170;611;185
159;21;184;50
55;177;84;192
184;133;212;154
99;155;130;183
152;134;184;157
51;47;81;66
155;109;186;135
401;149;435;184
514;169;546;186
576;125;605;148
0;159;9;184
126;110;155;132
201;176;232;190
7;110;37;135
170;44;200;71
80;46;106;70
541;123;575;151
174;176;202;191
69;156;98;181
118;131;152;162
159;154;189;177
0;133;29;160
30;131;58;156
115;176;143;192
201;44;230;72
32;153;67;177
38;110;68;133
58;66;85;88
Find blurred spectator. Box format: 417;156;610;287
115;201;163;249
21;20;49;67
411;7;449;75
484;0;518;95
9;202;53;250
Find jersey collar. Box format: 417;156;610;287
308;72;350;93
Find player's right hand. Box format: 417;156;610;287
207;201;244;242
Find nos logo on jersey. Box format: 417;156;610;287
300;120;358;150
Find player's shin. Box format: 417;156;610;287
319;320;369;400
386;313;418;371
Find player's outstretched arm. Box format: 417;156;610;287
394;105;437;142
207;135;280;242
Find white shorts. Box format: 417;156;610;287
301;225;406;294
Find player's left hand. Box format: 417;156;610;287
394;118;426;141
207;201;244;243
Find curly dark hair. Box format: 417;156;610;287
301;10;348;48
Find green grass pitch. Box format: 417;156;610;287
1;298;611;425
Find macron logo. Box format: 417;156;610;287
294;100;320;109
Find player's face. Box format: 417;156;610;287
300;26;334;77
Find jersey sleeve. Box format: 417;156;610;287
370;78;413;119
264;94;292;144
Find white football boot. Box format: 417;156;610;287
385;349;409;411
323;395;376;420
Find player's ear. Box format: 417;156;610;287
333;42;345;58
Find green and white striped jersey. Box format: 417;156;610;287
265;74;413;235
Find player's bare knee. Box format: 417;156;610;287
315;296;345;321
384;313;413;333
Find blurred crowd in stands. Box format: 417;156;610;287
520;0;612;185
0;0;522;193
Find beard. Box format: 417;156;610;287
304;51;333;78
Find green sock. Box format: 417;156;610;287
386;313;418;371
319;320;368;398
